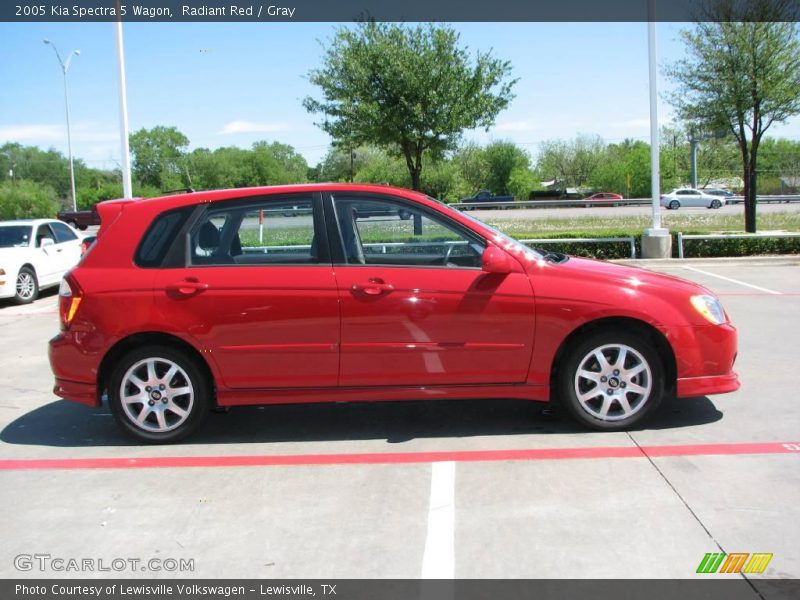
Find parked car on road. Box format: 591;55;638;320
0;219;83;304
459;190;514;208
584;192;624;207
49;184;739;443
661;188;726;209
57;206;101;230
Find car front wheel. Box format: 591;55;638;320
710;199;722;209
108;346;211;443
559;331;664;431
14;267;38;304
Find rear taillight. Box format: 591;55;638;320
59;276;83;329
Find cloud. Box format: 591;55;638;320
219;120;290;135
494;120;541;132
0;122;119;144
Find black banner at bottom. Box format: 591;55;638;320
4;579;800;600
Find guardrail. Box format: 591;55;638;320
453;194;800;210
519;237;637;259
676;231;800;259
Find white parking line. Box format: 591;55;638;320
683;266;783;295
421;461;455;579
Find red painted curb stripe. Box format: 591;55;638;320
0;442;798;471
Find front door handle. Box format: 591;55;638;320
166;278;209;297
352;278;394;296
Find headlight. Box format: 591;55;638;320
690;294;727;325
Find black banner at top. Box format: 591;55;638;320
2;0;799;23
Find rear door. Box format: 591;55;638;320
150;194;340;390
328;193;536;387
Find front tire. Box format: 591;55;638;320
558;331;664;431
710;199;722;209
108;345;211;443
14;267;38;304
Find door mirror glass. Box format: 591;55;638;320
482;245;512;274
40;237;54;248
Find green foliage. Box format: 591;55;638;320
678;235;800;258
537;135;605;188
129;126;191;189
0;180;59;219
304;21;516;189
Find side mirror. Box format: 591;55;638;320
482;245;513;274
40;238;54;248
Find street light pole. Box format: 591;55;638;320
43;39;80;212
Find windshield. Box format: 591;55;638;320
429;197;544;261
0;225;32;248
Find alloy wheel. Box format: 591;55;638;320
119;357;195;433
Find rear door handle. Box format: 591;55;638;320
352;279;394;296
166;278;209;297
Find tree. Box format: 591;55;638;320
303;22;516;191
665;0;800;232
482;141;533;196
537;135;605;189
0;180;59;220
129;126;190;190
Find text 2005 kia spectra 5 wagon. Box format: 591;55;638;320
49;184;739;443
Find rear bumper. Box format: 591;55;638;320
53;378;100;407
677;371;740;398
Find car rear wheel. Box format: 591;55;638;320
14;267;38;304
668;200;680;210
710;199;722;209
559;331;664;431
108;346;211;443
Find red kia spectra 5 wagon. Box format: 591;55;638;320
48;184;739;443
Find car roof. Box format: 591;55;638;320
0;218;59;227
98;183;433;211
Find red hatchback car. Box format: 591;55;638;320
49;184;739;443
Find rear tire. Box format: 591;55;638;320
558;330;664;431
668;200;680;210
108;345;211;443
710;199;722;209
13;267;38;304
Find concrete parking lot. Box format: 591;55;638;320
0;258;798;590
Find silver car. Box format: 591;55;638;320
660;188;726;210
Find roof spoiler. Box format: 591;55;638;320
95;198;139;238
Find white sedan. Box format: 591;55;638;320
0;219;83;304
660;188;727;210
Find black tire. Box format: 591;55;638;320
108;345;212;443
398;209;412;220
78;224;88;231
668;200;680;210
558;330;664;431
67;220;78;229
13;266;38;305
710;199;722;209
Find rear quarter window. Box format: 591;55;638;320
135;207;193;268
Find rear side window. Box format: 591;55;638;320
135;208;192;268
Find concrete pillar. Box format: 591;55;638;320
642;228;672;259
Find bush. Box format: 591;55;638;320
518;231;639;260
0;180;59;219
678;234;800;258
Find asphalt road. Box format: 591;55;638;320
0;258;798;589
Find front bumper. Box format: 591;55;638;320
677;371;740;397
671;322;739;398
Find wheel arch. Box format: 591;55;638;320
97;332;216;405
549;316;677;402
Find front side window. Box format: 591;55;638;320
332;196;484;268
35;225;56;247
50;221;79;243
190;197;321;266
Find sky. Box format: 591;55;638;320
1;21;799;171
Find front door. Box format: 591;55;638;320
329;194;536;387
